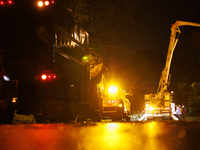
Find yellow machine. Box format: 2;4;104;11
98;77;131;121
144;21;200;120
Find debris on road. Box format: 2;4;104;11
12;112;36;124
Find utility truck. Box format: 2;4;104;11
100;77;131;121
1;2;104;123
144;21;200;120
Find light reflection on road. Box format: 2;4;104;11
0;122;200;150
79;122;164;150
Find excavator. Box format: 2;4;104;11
142;21;200;121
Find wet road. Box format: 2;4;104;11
0;121;200;150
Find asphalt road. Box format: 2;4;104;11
0;121;200;150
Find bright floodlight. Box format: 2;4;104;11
108;85;118;94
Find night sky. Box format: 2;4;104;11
133;0;200;53
1;0;200;54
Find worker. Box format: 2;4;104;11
182;105;186;120
177;105;182;120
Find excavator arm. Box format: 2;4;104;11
144;21;200;120
157;21;200;94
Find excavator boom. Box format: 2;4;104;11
158;21;200;94
144;21;200;121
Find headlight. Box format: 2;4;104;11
149;106;154;111
108;85;118;94
118;104;123;107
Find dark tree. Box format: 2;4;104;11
63;0;138;49
170;27;200;108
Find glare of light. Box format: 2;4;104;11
149;106;154;111
118;104;123;107
8;0;13;4
12;98;17;103
108;85;118;94
37;1;43;7
51;0;54;4
83;56;88;60
44;0;49;6
148;122;157;137
82;54;93;64
41;74;47;80
74;33;77;39
4;75;10;81
165;107;170;110
103;123;120;147
106;123;119;131
0;1;4;5
146;103;149;107
55;34;57;39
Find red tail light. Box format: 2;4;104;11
0;0;13;5
37;0;54;7
8;0;13;4
0;1;5;5
41;74;57;81
44;0;49;6
41;74;47;80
